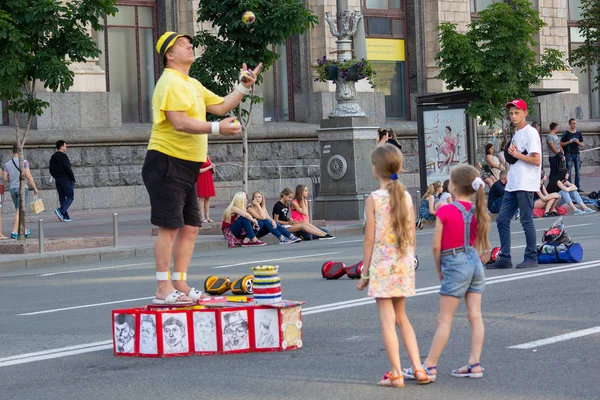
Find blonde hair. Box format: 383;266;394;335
371;145;413;255
222;192;248;223
251;191;267;211
421;181;442;200
449;164;491;254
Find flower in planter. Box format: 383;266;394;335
314;56;376;87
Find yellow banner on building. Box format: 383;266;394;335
366;39;405;61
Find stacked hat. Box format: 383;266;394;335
251;265;281;304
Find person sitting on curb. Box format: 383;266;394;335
221;192;267;247
546;168;596;215
534;170;560;217
487;171;507;214
4;144;38;239
272;187;334;240
247;190;301;244
476;161;496;188
417;181;441;228
434;179;452;212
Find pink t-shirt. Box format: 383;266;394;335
436;201;478;251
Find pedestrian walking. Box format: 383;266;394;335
196;155;216;223
49;140;75;222
403;164;490;381
0;167;8;240
142;31;262;304
4;144;39;239
356;144;431;388
560;118;584;192
487;100;541;269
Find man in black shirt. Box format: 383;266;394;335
560;118;584;192
49;140;75;222
488;170;508;214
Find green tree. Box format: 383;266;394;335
435;0;567;129
190;0;318;193
0;0;117;240
569;0;600;92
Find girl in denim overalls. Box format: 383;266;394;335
404;164;490;381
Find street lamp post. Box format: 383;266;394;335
324;10;365;117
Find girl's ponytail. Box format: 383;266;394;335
474;182;490;254
388;178;413;254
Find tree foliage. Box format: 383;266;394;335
0;0;117;239
191;0;317;102
435;0;567;128
189;0;318;192
569;0;600;92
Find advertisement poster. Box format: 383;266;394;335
422;107;469;185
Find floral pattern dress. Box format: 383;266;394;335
368;189;416;298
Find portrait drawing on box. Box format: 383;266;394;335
193;312;217;352
222;310;249;351
254;308;280;349
139;314;157;354
162;314;189;354
114;314;135;353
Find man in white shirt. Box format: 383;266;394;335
487;99;541;269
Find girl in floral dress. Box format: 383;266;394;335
357;145;431;388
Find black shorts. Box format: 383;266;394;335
142;150;202;228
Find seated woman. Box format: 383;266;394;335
247;191;301;244
546;168;596;215
272;187;335;240
534;170;560;217
221;192;267;247
497;139;509;170
434;179;452;212
418;181;442;222
485;143;506;180
476;161;496;188
291;185;310;222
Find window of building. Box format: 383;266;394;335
263;40;294;122
568;0;600;119
363;1;407;119
96;3;158;123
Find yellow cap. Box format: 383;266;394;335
156;31;193;58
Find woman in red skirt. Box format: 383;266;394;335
197;155;216;223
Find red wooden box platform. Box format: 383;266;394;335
112;299;304;357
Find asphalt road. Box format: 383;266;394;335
1;214;599;400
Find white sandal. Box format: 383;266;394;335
152;290;190;305
172;272;206;301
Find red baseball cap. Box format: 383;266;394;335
505;99;527;112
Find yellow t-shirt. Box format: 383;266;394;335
148;68;224;162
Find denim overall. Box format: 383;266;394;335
439;202;486;298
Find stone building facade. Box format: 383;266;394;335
0;0;598;213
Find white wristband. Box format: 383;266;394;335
211;121;220;136
236;83;251;95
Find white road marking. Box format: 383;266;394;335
211;251;342;269
512;223;594;235
6;259;600;367
18;297;154;316
508;326;600;349
0;341;112;367
38;263;151;277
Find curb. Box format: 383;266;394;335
0;225;366;270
